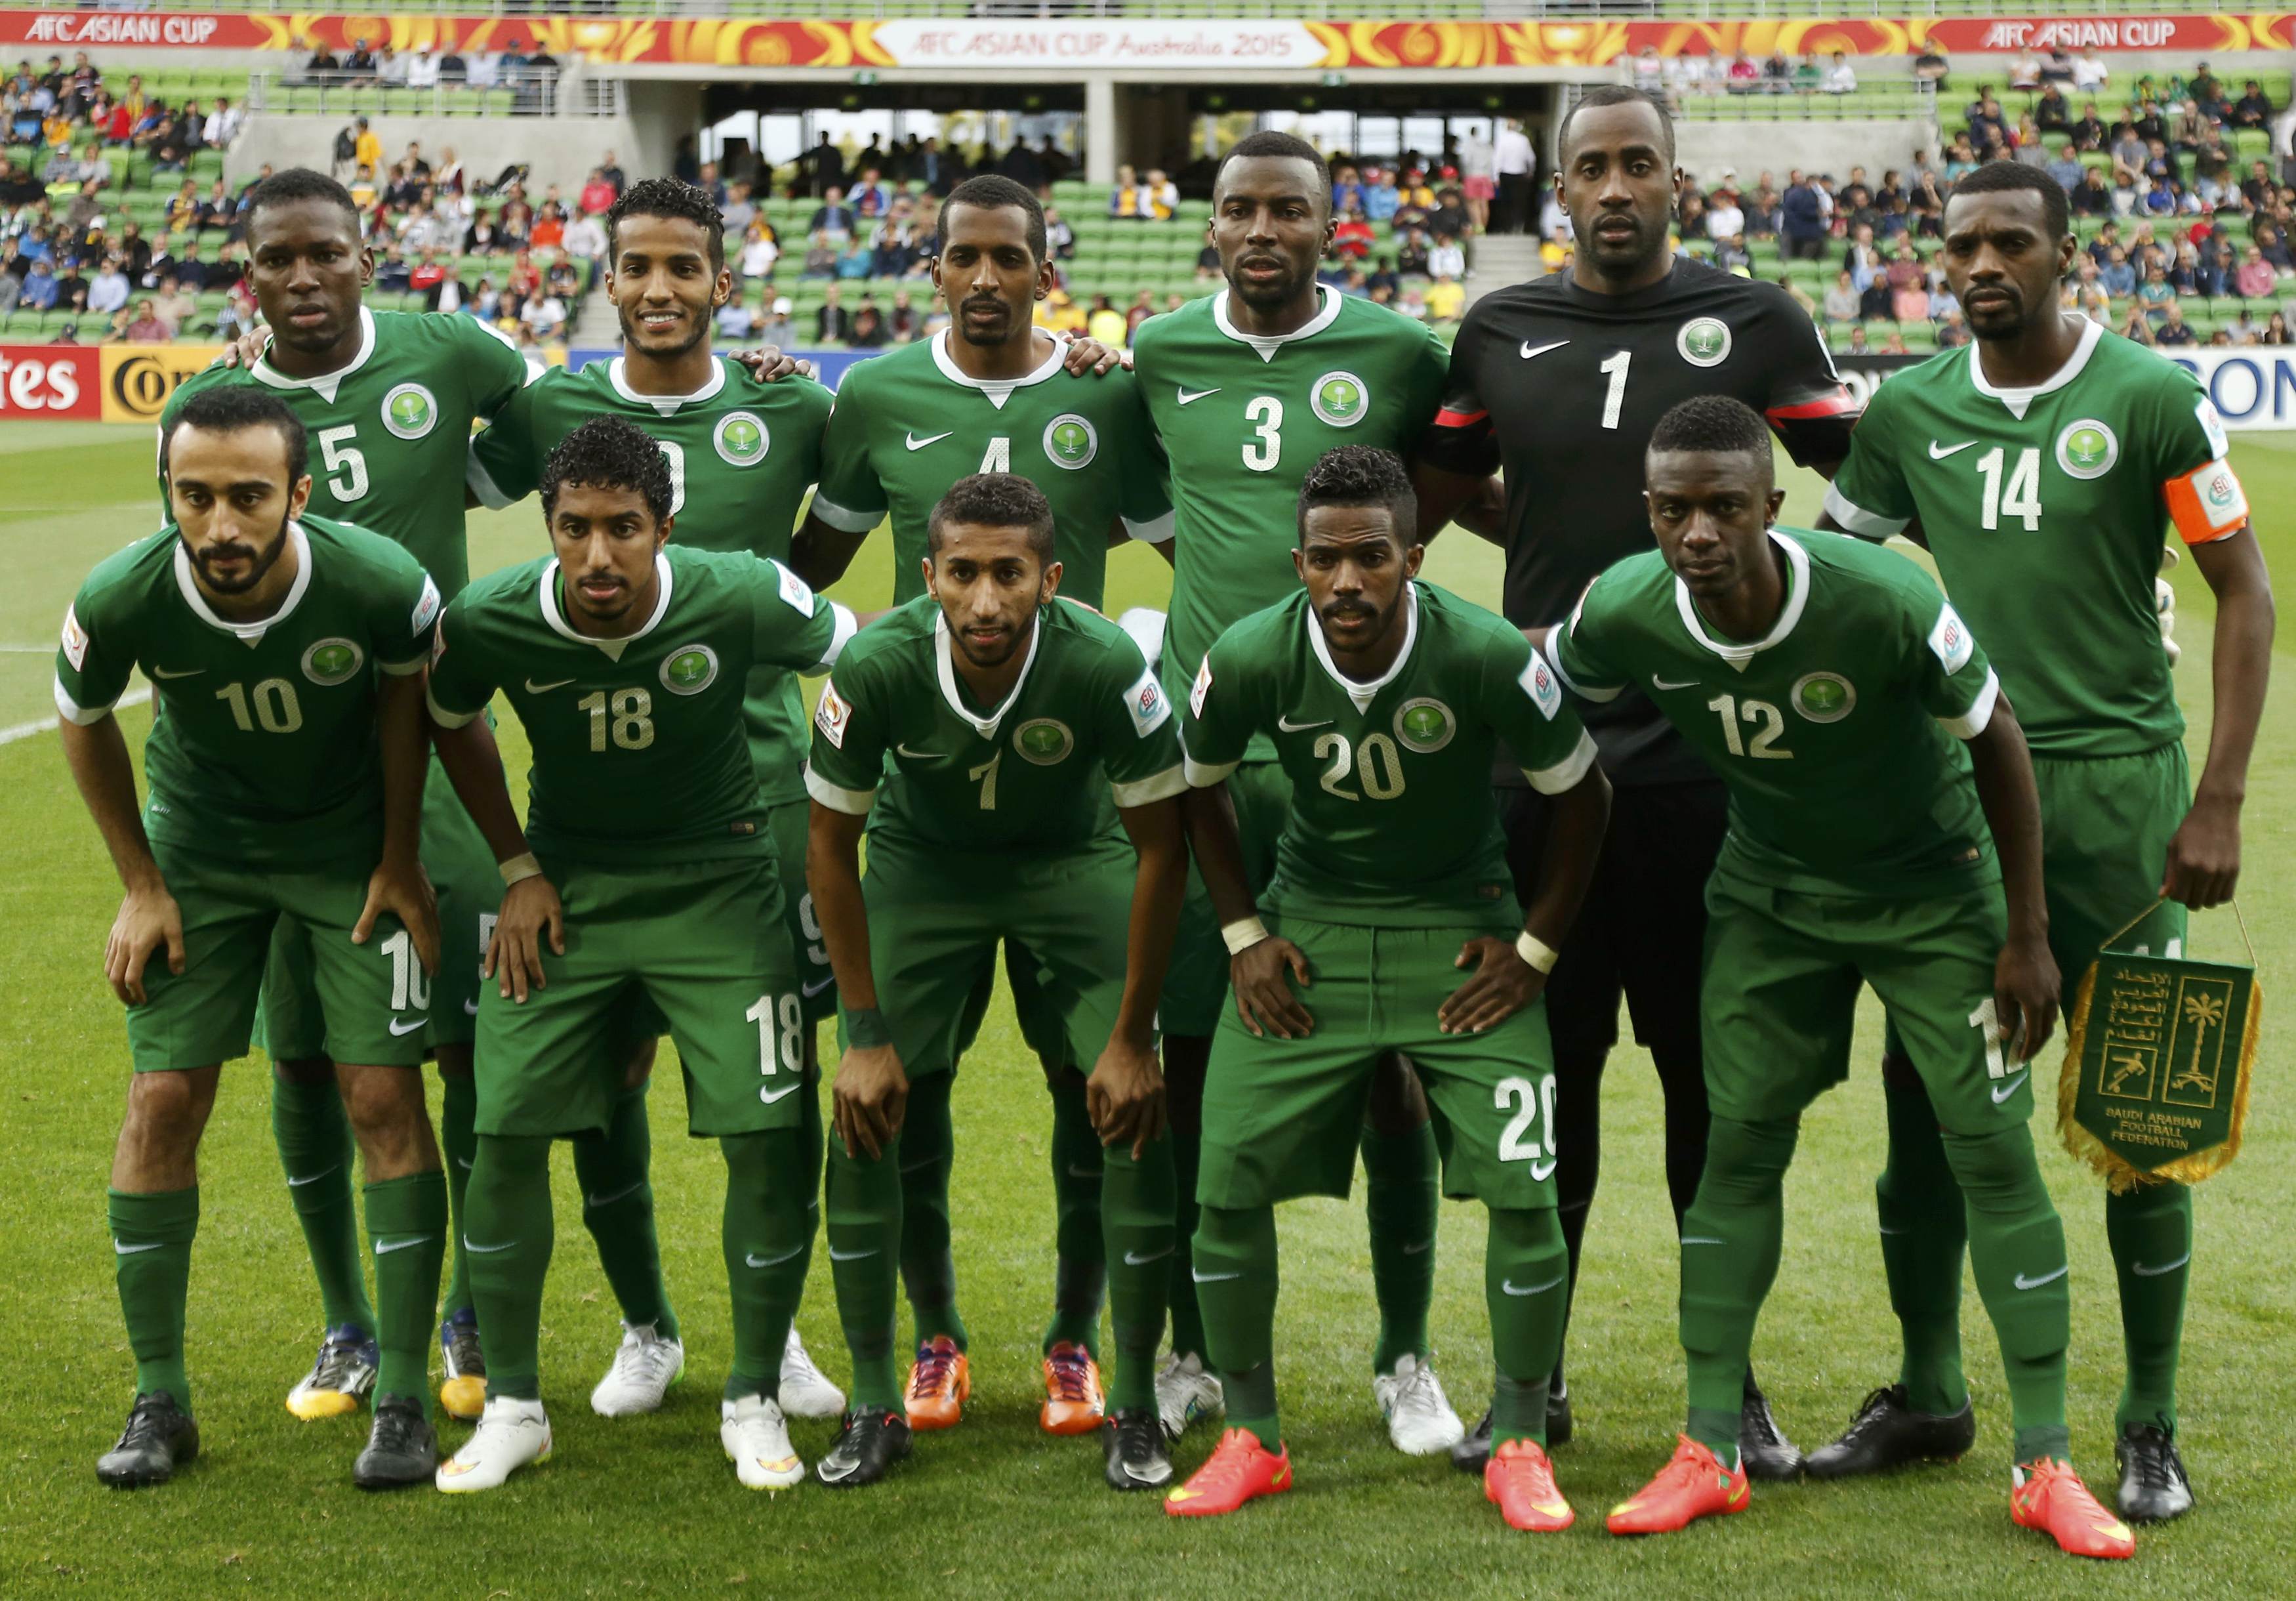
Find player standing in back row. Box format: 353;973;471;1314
1414;87;1858;1473
1131;131;1467;1455
1814;159;2274;1524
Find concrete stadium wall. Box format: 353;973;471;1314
1675;121;1936;186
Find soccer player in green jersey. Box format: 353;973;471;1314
1814;162;2275;1524
466;177;846;1426
1164;447;1609;1526
1130;132;1471;1455
794;175;1174;1436
805;473;1191;1489
424;419;857;1493
60;388;449;1489
160;167;534;1424
1557;397;2132;1560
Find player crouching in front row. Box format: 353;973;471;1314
1165;446;1612;1528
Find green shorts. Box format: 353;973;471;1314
768;799;837;1028
131;843;426;1073
838;829;1137;1079
258;754;495;1060
474;852;802;1139
1704;870;2031;1135
1197;915;1559;1211
1161;760;1293;1037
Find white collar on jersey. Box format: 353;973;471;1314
1673;528;1810;671
1966;315;2104;421
1212;283;1342;363
1306;580;1421;712
539;552;674;661
173;518;314;645
250;306;377;405
933;607;1044;739
606;353;728;415
930;328;1066;411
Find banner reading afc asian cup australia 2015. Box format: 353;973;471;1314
1835;348;2296;432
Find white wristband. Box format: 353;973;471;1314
1516;932;1559;974
1221;916;1271;956
500;852;544;888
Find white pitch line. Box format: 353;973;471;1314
0;687;151;746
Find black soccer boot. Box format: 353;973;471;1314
1546;1377;1574;1446
354;1394;440;1489
1450;1409;1494;1474
1739;1377;1804;1482
1103;1407;1175;1491
2115;1418;2194;1523
1805;1384;1977;1479
815;1408;913;1488
96;1391;199;1488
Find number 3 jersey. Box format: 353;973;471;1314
1823;319;2247;758
426;546;855;865
1550;526;2002;899
54;514;441;865
1181;581;1595;927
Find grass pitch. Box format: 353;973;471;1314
2;421;2293;1598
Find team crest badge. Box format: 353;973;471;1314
659;643;719;696
714;410;770;467
2055;419;2119;480
1042;413;1098;469
1310;371;1368;427
1791;672;1856;723
1677;317;1732;368
1013;717;1075;765
1393;697;1455;753
301;637;365;686
380;383;439;440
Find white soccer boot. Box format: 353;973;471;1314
1374;1352;1467;1455
722;1394;807;1490
590;1320;686;1417
434;1396;551;1492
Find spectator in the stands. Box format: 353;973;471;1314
1726;51;1761;94
407;48;440;91
716;297;758;341
2070;165;2113;217
1913;46;1949;85
1821;268;1858;324
1427;230;1466;281
2075;49;2110;93
850;299;888;350
1780;169;1828;259
2100;245;2137;297
1086;293;1126;347
808;185;855;240
530;200;565;251
1332;207;1375;261
520;286;566;343
1424;272;1464;322
305;42;342;83
344;39;379;83
1427;184;1469;241
2265;310;2292;344
835;234;872;280
1706;184;1745;241
85;254;127;316
562;207;605;283
816;281;850;343
438;45;467;83
20;257;60;310
2156;299;2196;345
1330;163;1363;215
1126;289;1157;340
117;297;171;342
2045;140;2085;193
1822;51;1856;94
1044;205;1075;261
1362;166;1399;224
465;49;499;89
762;295;792;342
2233;79;2275;128
2238;243;2277;299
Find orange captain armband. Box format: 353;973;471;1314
2163;458;2250;545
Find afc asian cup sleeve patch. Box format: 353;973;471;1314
773;559;819;618
60;602;88;671
1518;649;1563;721
2197;397;2230;461
1927;602;1976;675
1122;667;1171;737
815;677;852;748
1189;654;1213;718
411;573;442;636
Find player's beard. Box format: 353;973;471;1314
1229;251;1311;312
953;293;1021;348
617;297;708;359
949;603;1038;670
185;508;291;596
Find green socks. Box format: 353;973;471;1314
1486;1207;1568;1448
272;1070;374;1334
1678;1116;1798;1457
896;1071;967;1352
2106;1179;2191;1431
825;1125;904;1411
720;1130;813;1402
110;1186;199;1406
1876;1071;1971;1415
364;1171;447;1417
1101;1136;1177;1413
1942;1121;2072;1463
438;1068;478;1321
1193;1202;1281;1449
1166;1101;1209;1365
571;1086;679;1341
1362;1119;1439;1374
462;1133;555;1402
1042;1070;1106;1358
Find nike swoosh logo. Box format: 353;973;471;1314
1991;1071;2028;1104
905;430;953;451
1176;386;1220;405
1191;1269;1243;1283
375;1234;436;1255
1682;1236;1727;1246
1067;1163;1101;1179
1529;1158;1557;1182
523;678;575;694
1401;1239;1433;1257
2015;1264;2070;1290
1124;1246;1174;1266
586;1182;645;1209
149;666;203;679
389;1016;426;1036
1651;676;1698;691
894;743;935;759
1501;1274;1566;1297
1277;715;1332;732
1929;440;1977;459
2131;1251;2192;1278
464;999;480;1016
114;1240;165;1255
827;1246;879;1262
1519;339;1569;360
746;1245;806;1269
464;1239;519;1254
802;976;835;998
760;1083;802;1104
1878;1226;1910;1236
286;1164;341;1188
454;1157;473;1171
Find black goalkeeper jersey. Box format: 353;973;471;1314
1420;257;1858;786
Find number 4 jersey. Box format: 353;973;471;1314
426;546;855;865
1822;320;2248;757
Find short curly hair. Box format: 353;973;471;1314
164;384;309;486
243;166;363;240
541;416;674;527
607;176;727;272
1296;444;1417;540
1647;394;1772;459
928;472;1055;562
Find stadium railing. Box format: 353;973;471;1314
239;71;604;119
0;0;2251;18
1666;77;1940;123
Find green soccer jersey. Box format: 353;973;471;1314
54;514;441;867
1134;287;1450;755
160;307;533;600
1552;526;2002;898
426;545;855;866
806;594;1185;852
1823;321;2249;757
808;332;1172;609
466;354;836;804
1181;581;1595;927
